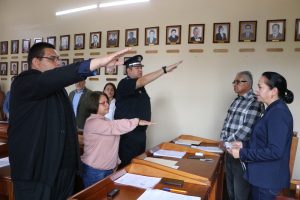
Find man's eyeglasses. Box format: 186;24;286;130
232;80;248;85
38;56;61;63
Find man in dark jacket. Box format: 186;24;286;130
8;42;129;200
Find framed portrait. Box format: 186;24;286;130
10;61;18;75
239;21;257;42
21;61;29;72
125;28;138;47
74;33;85;50
60;35;70;51
73;58;84;63
105;66;118;75
22;39;31;53
0;41;8;55
11;40;19;54
188;24;205;44
266;19;286;42
123;57;130;75
47;36;56;48
90;32;101;49
213;23;230;43
166;25;181;45
295;19;300;41
61;59;69;67
0;62;8;76
34;38;43;44
107;30;119;48
145;26;159;46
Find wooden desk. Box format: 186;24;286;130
68;162;210;200
0;122;8;140
0;141;13;200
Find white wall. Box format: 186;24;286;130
1;0;300;178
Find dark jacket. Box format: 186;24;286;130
8;61;92;186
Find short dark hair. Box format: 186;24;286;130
103;82;117;99
262;71;294;104
87;91;109;114
27;42;55;69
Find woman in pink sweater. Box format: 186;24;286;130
81;91;151;188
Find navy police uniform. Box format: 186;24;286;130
115;55;151;168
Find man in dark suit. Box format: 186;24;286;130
190;27;202;42
241;24;255;40
108;32;117;46
268;23;283;40
69;80;92;129
147;29;157;44
215;25;227;41
127;31;137;46
168;29;179;43
91;34;99;48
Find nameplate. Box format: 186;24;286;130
189;49;204;53
295;48;300;52
213;49;228;53
88;77;99;81
11;56;18;59
75;53;84;56
0;78;7;80
106;78;117;81
127;50;137;54
107;51;116;55
166;49;180;53
271;40;280;42
22;56;27;59
90;52;100;56
145;50;158;54
60;53;69;57
239;48;255;52
266;48;283;52
0;57;8;60
243;40;251;42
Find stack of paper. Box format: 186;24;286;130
114;173;161;189
0;157;10;168
174;139;201;146
191;146;223;153
138;189;201;200
144;157;179;169
153;149;186;159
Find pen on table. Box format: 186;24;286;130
162;188;187;194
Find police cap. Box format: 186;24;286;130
124;55;144;68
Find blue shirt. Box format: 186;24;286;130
72;89;83;116
3;91;10;118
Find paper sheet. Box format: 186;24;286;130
114;173;161;189
191;146;223;153
0;157;10;168
153;149;186;159
174;139;201;146
144;157;179;169
138;189;201;200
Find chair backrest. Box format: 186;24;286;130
290;132;298;177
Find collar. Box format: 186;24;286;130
236;89;256;100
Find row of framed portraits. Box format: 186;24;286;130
1;19;300;55
0;58;129;76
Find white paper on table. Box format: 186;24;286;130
191;146;223;153
138;189;201;200
0;157;10;168
144;157;178;168
114;173;161;189
153;149;186;159
174;139;201;146
0;142;5;145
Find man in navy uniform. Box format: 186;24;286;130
115;55;182;168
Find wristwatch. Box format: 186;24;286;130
162;66;167;74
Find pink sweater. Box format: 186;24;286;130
81;114;139;170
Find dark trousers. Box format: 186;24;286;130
118;130;146;169
251;185;280;200
13;169;76;200
225;153;251;200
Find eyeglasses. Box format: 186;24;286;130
38;56;61;63
232;80;248;85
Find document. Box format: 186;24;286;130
174;139;201;146
191;146;223;153
114;173;161;189
0;142;5;145
138;189;201;200
0;157;10;168
144;157;179;169
153;149;186;159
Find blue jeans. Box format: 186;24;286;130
82;162;113;188
251;185;280;200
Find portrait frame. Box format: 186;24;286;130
213;22;230;43
34;38;43;44
188;24;205;44
10;61;18;75
73;58;84;63
90;31;101;49
266;19;286;42
60;35;70;51
239;21;257;42
61;59;69;67
123;57;130;75
21;61;29;72
145;26;159;46
11;40;19;54
47;36;56;48
125;28;139;47
105;65;118;75
0;41;8;55
106;30;120;48
0;62;8;76
166;25;181;45
22;39;31;53
74;33;85;50
295;19;300;41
